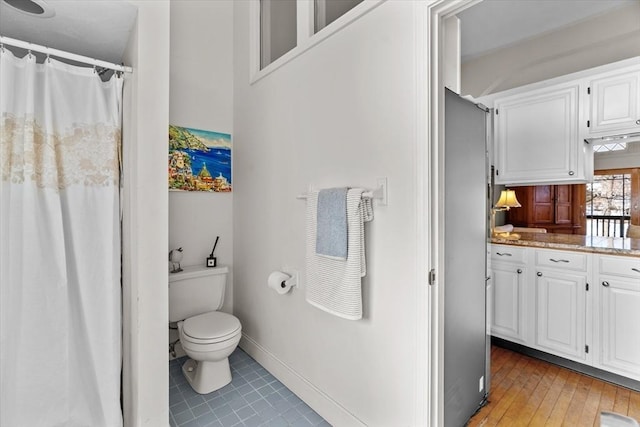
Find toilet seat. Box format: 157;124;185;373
181;312;241;344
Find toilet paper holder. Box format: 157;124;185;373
268;270;298;294
278;271;298;289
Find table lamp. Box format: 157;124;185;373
492;189;522;239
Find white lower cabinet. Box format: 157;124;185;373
490;245;529;343
534;269;587;361
533;249;589;363
492;262;527;343
594;255;640;381
491;245;640;382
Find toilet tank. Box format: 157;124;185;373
169;265;229;322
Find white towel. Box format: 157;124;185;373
306;188;373;320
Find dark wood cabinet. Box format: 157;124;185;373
507;184;586;235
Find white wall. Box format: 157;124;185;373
233;2;426;425
121;1;170;426
461;2;640;97
169;0;234;314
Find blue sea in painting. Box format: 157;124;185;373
169;125;232;191
186;147;232;184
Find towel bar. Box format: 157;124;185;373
296;190;372;200
296;178;388;205
297;186;384;202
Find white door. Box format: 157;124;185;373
535;270;587;361
443;89;488;427
491;263;527;343
599;276;640;380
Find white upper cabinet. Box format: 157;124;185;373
484;58;640;186
494;83;587;185
587;66;640;136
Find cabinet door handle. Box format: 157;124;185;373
517;269;522;274
568;171;575;176
496;252;512;257
549;258;570;263
632;268;640;274
636;119;640;125
602;281;610;287
537;272;542;277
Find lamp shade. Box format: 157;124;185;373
495;189;521;209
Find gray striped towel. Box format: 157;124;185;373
305;188;374;320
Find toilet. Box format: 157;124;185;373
169;265;241;394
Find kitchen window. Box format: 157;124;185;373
593;142;627;153
587;171;631;237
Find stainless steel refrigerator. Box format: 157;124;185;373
444;88;490;426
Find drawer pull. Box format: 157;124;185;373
632;268;640;274
550;258;570;263
496;252;512;257
602;281;610;287
537;272;542;277
517;269;522;274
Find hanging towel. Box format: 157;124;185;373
306;188;374;320
316;187;349;260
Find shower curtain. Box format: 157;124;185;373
0;49;123;426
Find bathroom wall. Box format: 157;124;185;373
121;1;170;426
169;0;234;313
233;2;427;425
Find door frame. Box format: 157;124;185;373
425;1;484;425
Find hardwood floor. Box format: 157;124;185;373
468;345;640;427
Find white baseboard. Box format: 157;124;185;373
239;333;366;427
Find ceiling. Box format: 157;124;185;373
0;0;637;65
458;0;638;62
0;0;137;64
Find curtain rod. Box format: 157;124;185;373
0;35;133;74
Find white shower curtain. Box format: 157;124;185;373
0;50;123;427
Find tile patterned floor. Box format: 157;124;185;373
169;348;331;427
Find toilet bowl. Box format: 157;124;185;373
177;311;241;394
169;265;241;394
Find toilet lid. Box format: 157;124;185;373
182;312;241;343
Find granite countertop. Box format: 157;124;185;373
491;232;640;257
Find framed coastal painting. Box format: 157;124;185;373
168;125;232;192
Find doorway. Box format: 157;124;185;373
427;0;640;424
